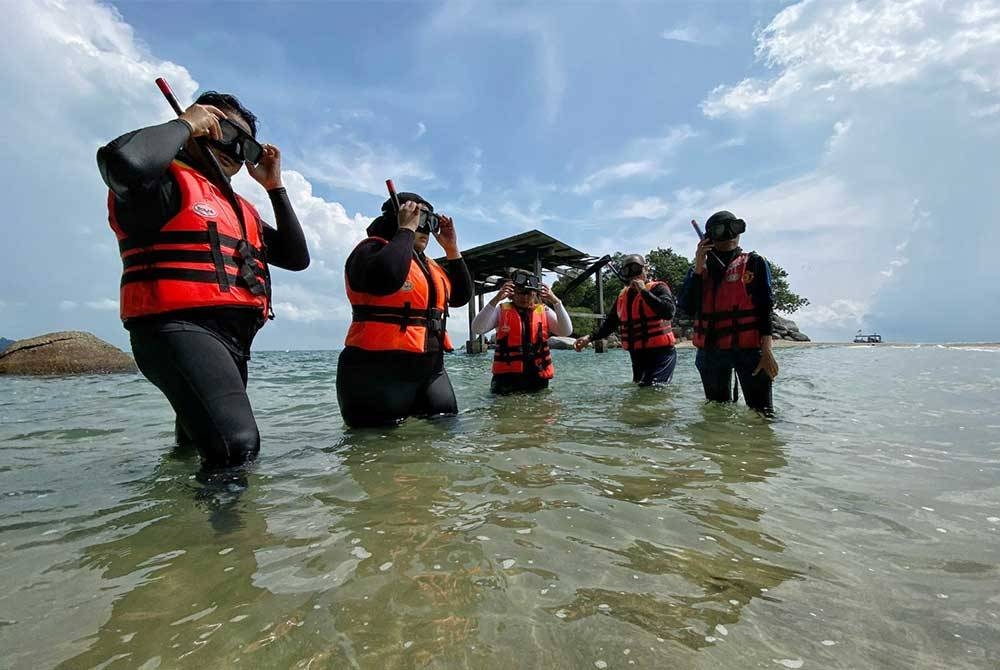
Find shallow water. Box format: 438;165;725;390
1;346;998;669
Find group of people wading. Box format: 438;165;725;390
97;92;780;471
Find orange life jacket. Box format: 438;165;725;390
692;252;762;350
615;281;676;350
492;303;554;379
109;161;270;322
345;237;454;353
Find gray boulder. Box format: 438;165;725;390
548;336;577;350
0;331;137;375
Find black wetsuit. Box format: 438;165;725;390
677;249;775;413
97;119;309;469
336;228;472;427
590;283;677;385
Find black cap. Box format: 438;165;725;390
621;254;645;267
705;210;740;227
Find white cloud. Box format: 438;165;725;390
702;0;1000;118
695;0;1000;341
712;136;747;151
574;160;661;195
617;197;671;220
574;125;695;194
793;298;870;333
464;147;483;196
302;139;436;197
415;121;427;139
83;298;118;311
661;23;727;46
0;0;367;351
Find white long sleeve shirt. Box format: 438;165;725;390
471;301;573;337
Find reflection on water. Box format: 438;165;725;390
2;347;999;669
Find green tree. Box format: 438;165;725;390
644;247;692;293
767;261;809;314
552;249;809;333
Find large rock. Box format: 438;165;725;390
0;337;13;353
0;331;137;375
548;336;577;350
788;330;811;342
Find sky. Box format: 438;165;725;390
2;0;999;350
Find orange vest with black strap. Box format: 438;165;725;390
692;252;762;350
345;238;454;353
109;161;270;322
492;303;554;379
615;281;676;350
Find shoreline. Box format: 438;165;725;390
672;340;1000;349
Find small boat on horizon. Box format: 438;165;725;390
853;330;883;344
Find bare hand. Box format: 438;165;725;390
629;278;646;293
491;281;514;305
433;214;459;255
694;237;715;274
179;103;227;140
246;143;282;190
398;200;420;232
753;349;779;379
574;335;591;352
539;283;559;306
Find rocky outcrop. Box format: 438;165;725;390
0;331;137;375
0;337;12;353
770;314;810;341
547;336;577;350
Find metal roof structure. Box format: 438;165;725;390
439;229;598;296
439;230;609;353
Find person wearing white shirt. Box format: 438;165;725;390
472;270;573;394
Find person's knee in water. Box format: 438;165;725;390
97;89;310;468
337;190;473;426
678;211;778;415
472;269;573;395
573;254;677;385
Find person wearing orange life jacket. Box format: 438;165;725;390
676;211;778;415
97;91;310;470
472;270;573;394
574;255;678;385
337;193;473;427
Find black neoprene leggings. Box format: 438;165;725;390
130;323;259;469
336;349;458;428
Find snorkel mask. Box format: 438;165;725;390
704;211;746;241
510;269;541;293
209;118;264;165
620;254;646;279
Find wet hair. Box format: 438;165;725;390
195;91;258;137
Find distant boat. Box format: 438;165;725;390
853;330;883;344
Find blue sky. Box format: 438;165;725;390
2;0;999;350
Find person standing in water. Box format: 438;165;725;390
337;193;472;427
676;210;778;414
472;270;573;394
574;254;678;385
97;91;310;469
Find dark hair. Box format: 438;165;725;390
195;91;258;137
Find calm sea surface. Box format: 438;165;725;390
1;345;998;669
